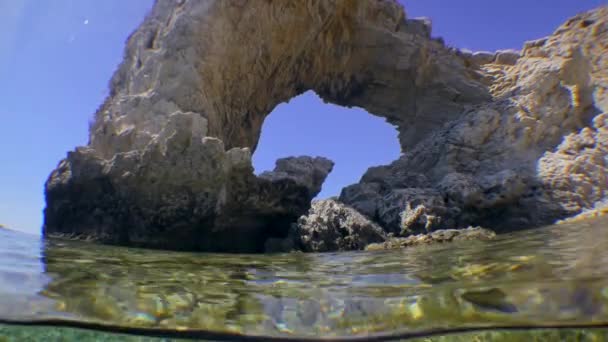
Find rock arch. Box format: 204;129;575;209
89;0;489;157
252;90;401;199
44;1;608;252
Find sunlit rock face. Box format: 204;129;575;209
341;7;608;234
294;199;387;252
44;0;607;251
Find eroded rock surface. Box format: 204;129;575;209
341;7;608;234
365;227;496;251
294;199;387;252
44;0;608;252
45;112;333;251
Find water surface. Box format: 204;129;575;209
1;217;608;340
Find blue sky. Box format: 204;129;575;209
0;0;605;234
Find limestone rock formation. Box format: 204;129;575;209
45;113;333;251
294;199;387;252
44;0;607;252
341;7;608;233
44;0;487;251
258;157;334;197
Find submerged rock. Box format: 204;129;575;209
365;227;496;251
294;199;386;252
43;1;608;252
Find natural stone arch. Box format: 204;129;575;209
44;0;608;252
45;0;488;251
89;0;489;158
252;90;402;199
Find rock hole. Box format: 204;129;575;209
581;20;595;28
253;91;401;199
144;29;159;49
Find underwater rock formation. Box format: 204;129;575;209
365;227;496;251
44;0;607;252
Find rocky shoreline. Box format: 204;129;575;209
365;227;496;251
43;1;607;253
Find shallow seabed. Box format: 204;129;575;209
1;216;608;341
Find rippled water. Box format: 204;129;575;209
1;216;608;340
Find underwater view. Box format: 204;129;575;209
2;216;608;340
2;0;608;340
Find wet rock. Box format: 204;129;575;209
295;199;387;252
365;227;496;251
44;131;333;252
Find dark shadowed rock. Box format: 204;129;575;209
44;136;333;252
341;7;608;233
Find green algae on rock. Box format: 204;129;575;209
365;227;496;251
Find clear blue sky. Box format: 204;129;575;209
1;0;605;234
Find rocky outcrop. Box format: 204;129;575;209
44;0;607;252
45;115;333;252
557;203;608;224
294;199;386;252
341;7;608;234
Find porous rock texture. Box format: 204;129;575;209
294;199;387;252
44;0;608;252
341;7;608;234
365;227;496;251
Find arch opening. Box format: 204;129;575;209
253;91;401;199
